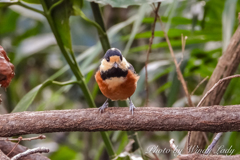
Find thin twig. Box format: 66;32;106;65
145;2;161;107
155;4;194;153
186;132;191;153
154;4;194;107
11;147;49;160
204;132;223;155
196;74;240;108
191;76;209;95
153;153;160;160
188;131;210;155
7;137;22;156
170;139;181;156
202;132;210;146
1;1;46;15
0;135;46;141
178;34;187;67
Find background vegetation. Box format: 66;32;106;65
0;0;240;159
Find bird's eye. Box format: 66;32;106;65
106;57;110;62
120;55;122;61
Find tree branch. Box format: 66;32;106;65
11;147;49;160
145;3;161;107
188;12;240;151
204;132;223;155
1;106;240;136
0;135;46;141
0;141;50;160
196;75;240;108
0;150;10;160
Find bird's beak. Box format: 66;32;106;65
113;62;119;68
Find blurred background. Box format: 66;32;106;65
0;0;240;159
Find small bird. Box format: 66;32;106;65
95;48;139;115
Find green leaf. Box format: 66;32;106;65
167;59;188;107
122;29;191;40
72;5;105;36
12;81;51;112
122;4;148;56
21;0;40;4
222;0;238;51
12;22;42;46
129;34;222;53
228;132;240;155
122;28;222;43
94;142;105;160
185;48;222;78
155;81;171;95
142;16;194;25
71;0;84;9
50;145;77;160
86;0;163;8
0;9;19;34
44;0;73;51
0;1;15;7
164;0;178;32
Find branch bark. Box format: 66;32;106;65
174;154;240;160
0;141;50;160
0;150;10;160
188;13;240;151
11;147;49;160
1;106;240;136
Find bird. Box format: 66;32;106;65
95;48;139;115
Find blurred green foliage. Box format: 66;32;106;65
0;0;240;159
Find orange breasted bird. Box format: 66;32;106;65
95;48;139;115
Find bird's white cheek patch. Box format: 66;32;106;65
104;77;126;90
100;59;112;72
119;57;130;70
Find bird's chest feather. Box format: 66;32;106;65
95;70;139;100
104;77;127;89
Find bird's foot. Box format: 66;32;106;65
129;101;136;115
99;102;109;113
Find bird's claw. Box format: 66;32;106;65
129;103;136;115
99;102;109;113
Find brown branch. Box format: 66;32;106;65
191;76;209;95
188;13;240;151
0;141;50;160
197;75;240;108
0;150;10;160
7;137;22;156
174;154;240;160
188;75;240;153
11;147;49;160
204;132;223;155
145;2;161;107
1;106;240;136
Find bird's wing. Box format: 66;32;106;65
128;63;136;74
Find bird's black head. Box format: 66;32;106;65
99;48;129;80
104;48;122;62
